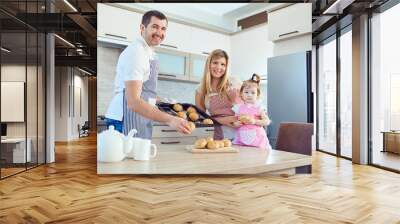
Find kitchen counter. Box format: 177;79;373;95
97;145;311;175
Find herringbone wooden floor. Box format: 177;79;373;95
1;135;400;224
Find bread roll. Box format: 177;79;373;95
202;119;214;125
222;139;232;147
177;111;187;119
206;137;213;142
187;122;196;132
173;104;183;112
206;141;218;150
188;112;199;121
239;115;251;123
187;106;196;114
215;140;224;148
194;138;207;149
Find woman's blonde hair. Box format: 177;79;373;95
199;49;230;99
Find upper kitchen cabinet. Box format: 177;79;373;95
189;54;208;82
189;26;230;55
267;4;312;41
156;48;190;82
97;4;141;45
160;21;192;52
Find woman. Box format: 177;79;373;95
195;49;242;140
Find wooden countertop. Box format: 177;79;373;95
97;145;311;175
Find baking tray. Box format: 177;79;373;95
156;102;220;127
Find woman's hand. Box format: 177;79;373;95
233;121;242;128
213;116;238;128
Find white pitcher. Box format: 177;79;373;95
97;126;136;162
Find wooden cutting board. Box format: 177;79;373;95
185;145;239;153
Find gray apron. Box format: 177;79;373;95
123;59;158;139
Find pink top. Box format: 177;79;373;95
232;102;271;149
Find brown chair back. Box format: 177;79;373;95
275;122;314;173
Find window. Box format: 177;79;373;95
318;36;337;154
340;27;352;158
370;3;400;171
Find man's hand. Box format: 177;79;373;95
167;116;191;134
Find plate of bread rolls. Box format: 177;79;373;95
186;137;239;153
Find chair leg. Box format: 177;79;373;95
295;165;312;174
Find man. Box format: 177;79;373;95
105;10;190;138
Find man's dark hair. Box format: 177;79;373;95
141;10;168;27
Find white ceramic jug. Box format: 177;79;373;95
97;126;132;162
124;129;138;158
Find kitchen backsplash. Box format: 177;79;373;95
157;80;198;104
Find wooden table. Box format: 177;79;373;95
97;145;311;175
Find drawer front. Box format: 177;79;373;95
152;137;196;147
152;126;214;138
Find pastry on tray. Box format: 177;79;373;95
188;112;199;121
187;122;196;132
173;103;183;112
202;118;213;125
177;111;187;119
187;106;197;114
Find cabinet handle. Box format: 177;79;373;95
105;33;127;39
161;141;181;144
159;74;177;78
202;51;210;55
160;44;178;49
205;129;214;132
279;30;299;37
161;129;177;132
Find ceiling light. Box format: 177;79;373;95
54;34;75;48
78;67;92;76
63;0;78;12
1;47;11;53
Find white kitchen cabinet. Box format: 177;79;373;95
152;125;214;138
267;3;311;41
160;21;192;52
189;54;208;82
152;137;197;148
189;26;230;55
152;125;214;147
97;4;141;44
155;48;190;81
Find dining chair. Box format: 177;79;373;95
275;122;314;174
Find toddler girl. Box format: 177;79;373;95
232;74;272;149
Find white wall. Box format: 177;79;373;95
230;24;273;81
55;67;89;141
273;34;312;57
1;65;35;138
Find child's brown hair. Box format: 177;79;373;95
240;74;261;97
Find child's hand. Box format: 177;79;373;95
243;117;256;125
265;118;271;126
233;121;242;128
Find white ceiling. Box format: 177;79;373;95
186;3;249;16
115;3;288;33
